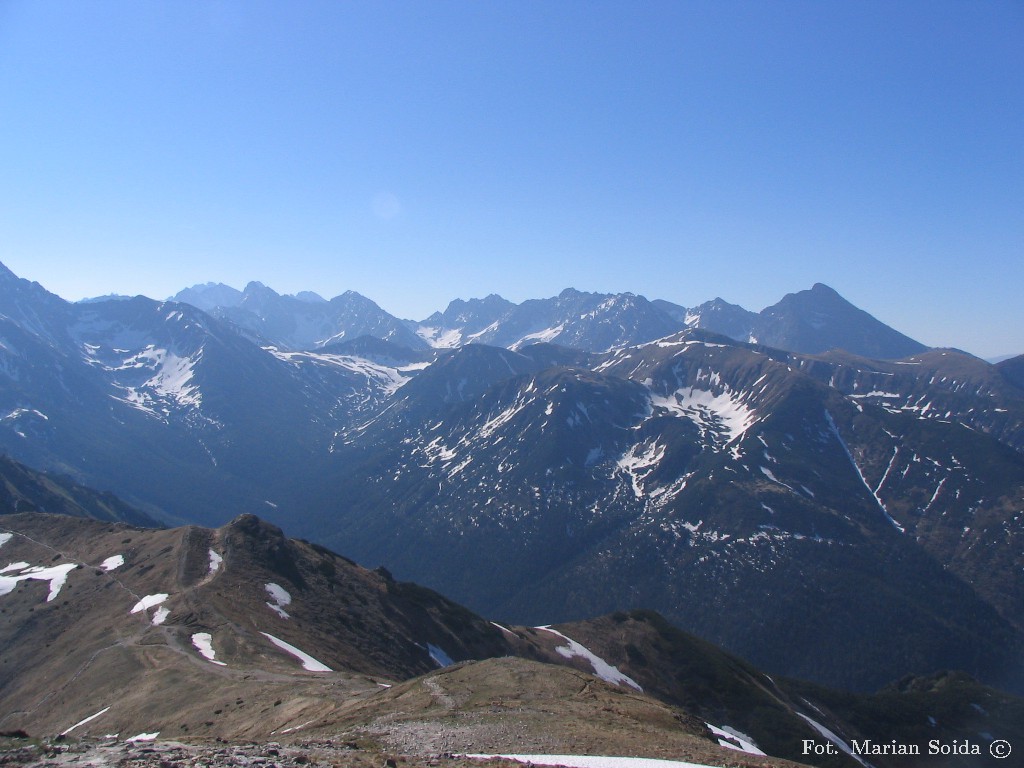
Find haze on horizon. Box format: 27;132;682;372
0;1;1021;358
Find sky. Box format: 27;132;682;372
0;1;1021;358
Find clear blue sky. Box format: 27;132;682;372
0;1;1021;357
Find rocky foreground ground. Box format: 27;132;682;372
0;737;801;768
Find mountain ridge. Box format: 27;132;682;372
161;274;936;361
2;511;1021;768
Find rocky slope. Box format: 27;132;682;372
0;454;159;526
2;514;1022;768
308;333;1024;693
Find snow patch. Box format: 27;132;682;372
126;732;160;743
616;441;665;498
0;562;78;602
427;643;455;667
649;386;755;444
61;706;112;736
130;593;169;614
825;410;905;533
417;326;464;349
705;724;766;756
271;349;423;397
191;632;227;666
536;626;642;691
100;555;124;571
797;713;871;767
265;582;292;619
260;632;332;672
512;324;565;349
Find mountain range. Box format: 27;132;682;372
2;259;1023;702
167;279;927;360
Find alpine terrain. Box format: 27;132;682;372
1;259;1023;709
2;512;1021;768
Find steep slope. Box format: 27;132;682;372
0;454;160;526
0;512;512;741
168;272;931;360
680;297;760;341
530;611;1024;768
996;352;1024;390
684;285;927;360
415;289;682;353
0;294;335;525
310;334;1024;693
793;348;1024;452
169;282;245;312
753;284;927;359
0;264;438;524
199;281;429;351
2;515;1020;768
416;294;518;348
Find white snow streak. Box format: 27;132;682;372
491;621;517;637
60;707;111;736
260;632;332;672
536;627;642;691
705;724;766;756
824;411;905;533
797;714;872;767
427;643;455;667
874;447;900;496
760;467;795;492
130;593;169;614
512;324;565;349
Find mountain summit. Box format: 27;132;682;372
754;283;927;358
